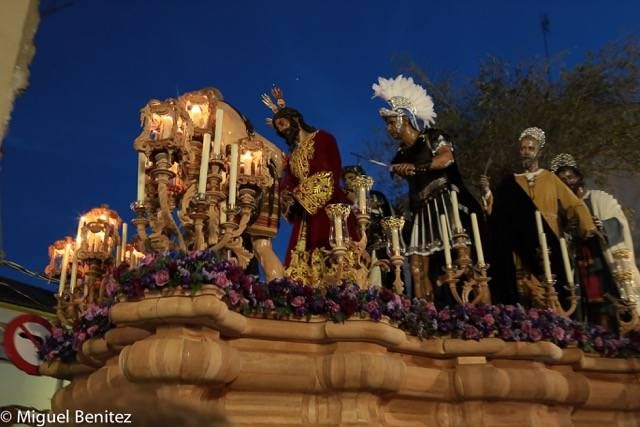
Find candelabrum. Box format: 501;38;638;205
350;175;376;280
50;206;121;325
132;91;286;273
540;242;578;318
324;203;352;280
443;226;491;305
609;249;640;335
381;216;406;295
47;238;86;327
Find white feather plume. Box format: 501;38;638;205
372;74;436;129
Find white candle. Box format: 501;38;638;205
559;237;573;286
228;143;239;208
120;222;128;262
161;115;173;139
219;201;227;224
58;244;71;296
115;244;122;264
357;187;367;212
450;189;462;232
69;251;79;293
198;133;212;194
440;214;453;267
535;210;544;235
470;213;485;266
539;232;553;282
390;228;400;256
213;109;223;156
136;153;146;203
334;216;344;247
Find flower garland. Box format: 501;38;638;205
38;251;640;363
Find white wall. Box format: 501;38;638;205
0;306;62;410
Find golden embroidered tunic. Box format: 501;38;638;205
281;130;353;267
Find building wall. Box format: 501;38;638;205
0;0;39;149
0;305;62;410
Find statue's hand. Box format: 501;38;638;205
281;191;296;218
479;174;491;195
593;216;604;232
390;163;416;177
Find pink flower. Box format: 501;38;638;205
594;336;604;348
483;314;495;327
86;325;99;336
52;328;64;340
326;300;340;314
291;296;305;308
228;290;242;306
551;326;565;341
140;254;156;266
214;271;232;288
262;299;275;310
105;280;119;297
527;308;540;320
75;332;87;343
153;270;170;287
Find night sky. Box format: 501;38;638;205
2;0;639;290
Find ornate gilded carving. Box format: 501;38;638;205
289;130;318;180
294;171;334;215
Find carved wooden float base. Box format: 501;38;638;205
42;292;640;426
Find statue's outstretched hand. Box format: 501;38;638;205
390;163;416;177
479;174;491;195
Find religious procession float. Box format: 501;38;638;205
28;80;640;426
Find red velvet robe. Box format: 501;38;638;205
281;130;355;266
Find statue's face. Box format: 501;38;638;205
274;117;291;133
343;171;359;191
519;137;540;168
274;116;300;148
385;115;411;142
557;168;581;194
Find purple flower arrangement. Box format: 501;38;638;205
112;250;221;298
38;302;113;363
38;280;117;363
38;250;640;362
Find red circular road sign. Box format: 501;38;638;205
3;314;53;375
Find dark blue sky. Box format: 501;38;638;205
2;0;639;290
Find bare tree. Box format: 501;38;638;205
366;38;640;211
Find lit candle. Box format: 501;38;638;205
440;214;453;267
198;133;212;194
539;232;553;282
136;153;146;203
58;243;71;296
559;237;573;286
69;251;79;293
161;115;173;139
120;222;128;262
240;150;253;176
470;213;485;266
450;189;462;232
228;143;239;208
219;201;227;224
535;210;544;235
213;108;223;156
